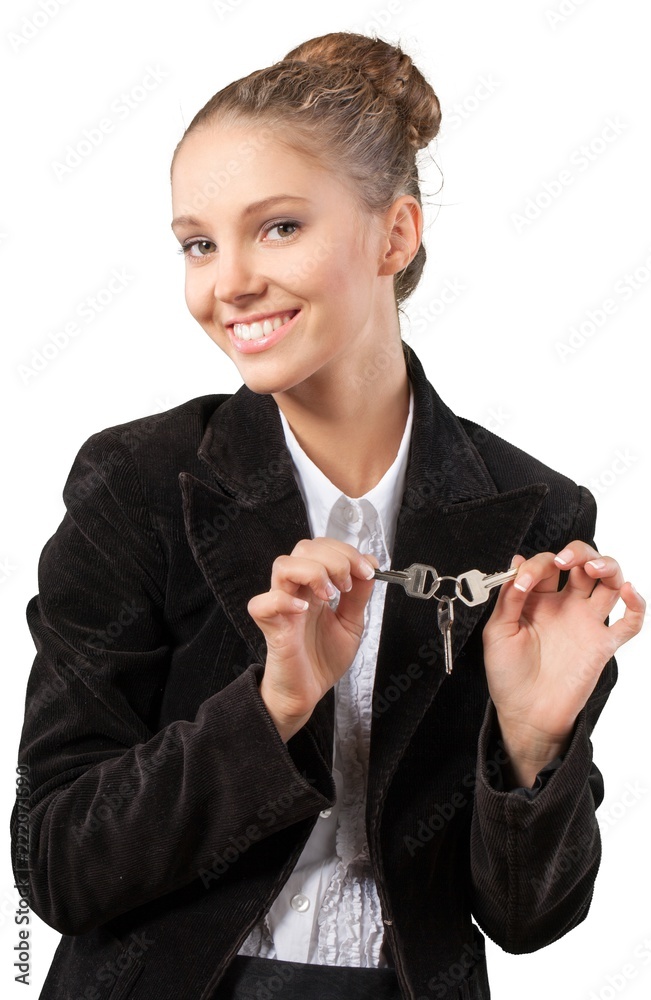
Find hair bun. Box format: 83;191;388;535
283;31;441;150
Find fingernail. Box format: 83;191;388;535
630;583;641;598
293;598;309;610
514;573;533;592
361;560;376;580
554;548;573;565
343;575;353;592
325;581;338;599
587;559;606;571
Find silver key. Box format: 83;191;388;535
455;567;519;607
437;595;455;674
373;563;440;600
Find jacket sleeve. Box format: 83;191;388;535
9;429;335;937
468;484;618;953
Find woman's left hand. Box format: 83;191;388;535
482;540;645;785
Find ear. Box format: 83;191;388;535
378;195;423;277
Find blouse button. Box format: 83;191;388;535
319;808;332;819
290;893;310;913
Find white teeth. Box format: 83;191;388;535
233;312;296;340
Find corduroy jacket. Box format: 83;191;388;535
11;342;616;1000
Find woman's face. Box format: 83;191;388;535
171;124;402;398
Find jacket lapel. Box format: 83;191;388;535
178;384;336;763
179;343;548;795
364;347;549;801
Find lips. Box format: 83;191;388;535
230;310;299;342
227;308;302;355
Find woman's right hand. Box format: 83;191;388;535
247;538;380;741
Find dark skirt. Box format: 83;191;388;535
216;954;403;999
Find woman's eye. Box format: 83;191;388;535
265;221;300;241
180;240;216;258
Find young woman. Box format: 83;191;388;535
11;31;644;1000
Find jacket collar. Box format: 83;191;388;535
179;342;548;797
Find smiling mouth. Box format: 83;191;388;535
230;310;300;341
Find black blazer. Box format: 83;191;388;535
11;342;616;1000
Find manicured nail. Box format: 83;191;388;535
342;575;353;592
587;559;606;571
514;573;533;592
361;560;376;580
554;548;573;566
293;598;309;610
325;581;338;599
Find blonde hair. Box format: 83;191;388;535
171;31;442;308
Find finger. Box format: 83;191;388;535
555;546;625;598
510;551;561;596
486;555;537;628
489;549;571;627
247;589;312;624
270;549;375;604
335;561;380;622
270;554;340;603
291;538;377;589
553;540;601;568
583;554;625;593
604;582;647;649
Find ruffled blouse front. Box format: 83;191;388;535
239;385;414;967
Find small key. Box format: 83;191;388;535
455;566;519;607
437;595;455;674
373;563;440;600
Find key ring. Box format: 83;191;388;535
430;576;459;604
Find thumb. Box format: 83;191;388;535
486;553;529;629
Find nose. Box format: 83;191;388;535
212;244;265;304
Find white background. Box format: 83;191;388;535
1;1;649;997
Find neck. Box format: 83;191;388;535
272;342;410;498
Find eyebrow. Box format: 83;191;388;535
171;195;311;231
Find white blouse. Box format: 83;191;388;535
238;384;415;967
